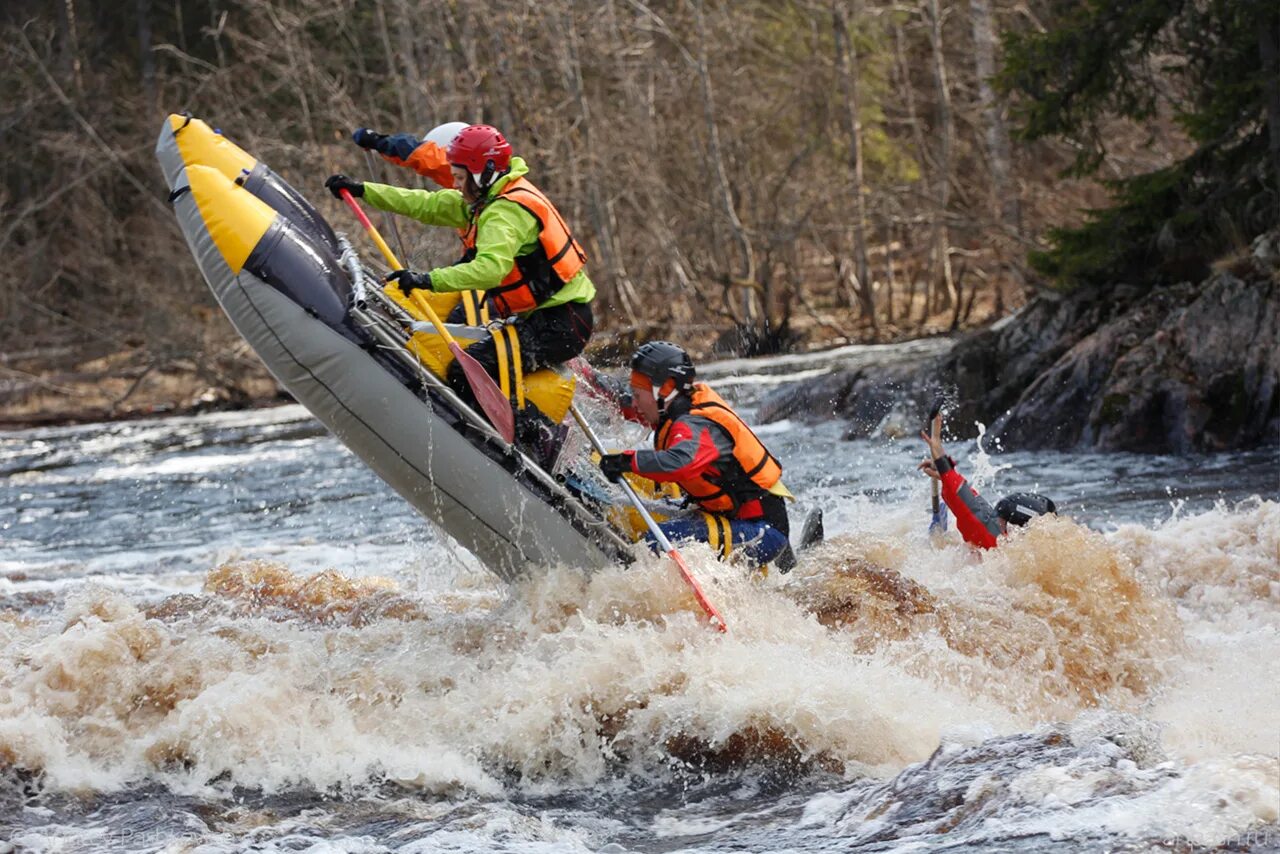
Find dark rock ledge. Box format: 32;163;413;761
759;231;1279;453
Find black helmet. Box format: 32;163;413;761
995;492;1057;527
631;341;695;396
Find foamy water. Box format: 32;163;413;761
1;391;1277;851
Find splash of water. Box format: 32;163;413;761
0;510;1212;797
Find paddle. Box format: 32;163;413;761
927;396;949;534
361;149;409;265
569;403;727;633
338;189;516;444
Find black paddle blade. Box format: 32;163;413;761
927;394;946;423
799;508;825;550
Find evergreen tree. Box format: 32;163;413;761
1000;0;1280;288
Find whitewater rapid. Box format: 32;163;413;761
1;393;1277;851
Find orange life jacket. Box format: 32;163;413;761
655;384;783;514
458;177;587;316
382;139;455;189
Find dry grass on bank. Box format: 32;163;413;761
0;279;1013;430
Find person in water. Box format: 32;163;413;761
596;341;803;571
325;124;594;458
917;412;1056;549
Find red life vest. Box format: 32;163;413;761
458;177;587;316
655;384;783;514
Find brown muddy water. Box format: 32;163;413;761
2;372;1277;852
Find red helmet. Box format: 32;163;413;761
447;125;512;188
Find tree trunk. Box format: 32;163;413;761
901;229;920;329
690;0;756;324
893;22;936;322
563;4;640;321
883;229;896;324
832;0;877;335
393;0;427;124
373;1;410;127
949;261;966;330
970;0;1018;232
971;0;1021;313
59;0;84;96
209;2;226;69
1260;13;1280;224
136;0;156;116
925;0;956;314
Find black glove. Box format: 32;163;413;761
352;127;387;150
598;452;633;483
324;174;363;199
386;269;432;292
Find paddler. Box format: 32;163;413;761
349;122;469;189
596;341;804;571
325;124;594;463
346;122;500;326
917;411;1056;548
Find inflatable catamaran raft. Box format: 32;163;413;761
155;114;635;581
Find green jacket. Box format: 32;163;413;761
362;157;595;311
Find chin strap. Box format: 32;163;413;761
655;388;694;428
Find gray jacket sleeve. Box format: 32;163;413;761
632;414;734;480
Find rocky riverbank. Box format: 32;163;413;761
0;347;285;430
6;234;1275;450
758;231;1280;453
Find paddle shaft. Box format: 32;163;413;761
362;150;409;264
930;416;941;515
339;189;514;442
340;189;401;267
569;404;727;632
339;189;462;349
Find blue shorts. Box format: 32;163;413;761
642;512;790;566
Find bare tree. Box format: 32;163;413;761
689;0;757;327
832;0;877;336
970;0;1017;233
925;0;957;314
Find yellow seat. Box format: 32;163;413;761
390;285;577;425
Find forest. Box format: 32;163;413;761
1;0;1276;418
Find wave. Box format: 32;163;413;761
0;503;1275;834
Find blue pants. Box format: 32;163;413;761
642;512;790;566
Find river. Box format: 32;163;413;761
2;347;1278;852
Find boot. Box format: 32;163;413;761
516;409;569;472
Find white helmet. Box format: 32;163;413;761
423;121;469;149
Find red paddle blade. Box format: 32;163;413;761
668;548;728;632
449;342;515;443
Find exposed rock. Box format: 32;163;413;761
992;249;1279;452
756;369;864;425
758;230;1280;452
756;360;930;439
